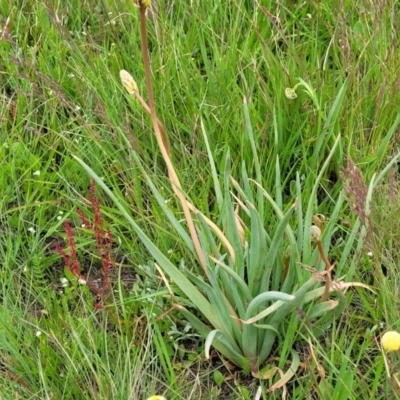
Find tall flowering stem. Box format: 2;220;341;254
136;2;208;277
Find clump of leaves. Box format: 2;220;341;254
72;0;398;390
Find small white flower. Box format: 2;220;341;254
57;216;62;221
36;331;42;337
60;277;68;287
81;224;86;228
75;105;81;111
168;249;173;254
78;278;87;285
59;211;64;215
28;227;36;234
33;170;40;176
68;73;75;78
367;251;373;257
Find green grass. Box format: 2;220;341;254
1;0;400;398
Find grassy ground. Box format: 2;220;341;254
1;0;400;399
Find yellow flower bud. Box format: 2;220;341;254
310;225;322;242
120;70;138;94
285;87;297;99
133;0;151;8
381;331;400;352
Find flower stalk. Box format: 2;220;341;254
135;2;207;276
310;223;333;302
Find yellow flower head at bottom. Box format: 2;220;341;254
146;397;166;400
381;331;400;352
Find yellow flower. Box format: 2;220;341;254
381;331;400;352
146;397;166;400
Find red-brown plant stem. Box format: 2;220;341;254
55;221;81;277
56;181;114;308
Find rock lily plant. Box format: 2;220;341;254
73;0;381;389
